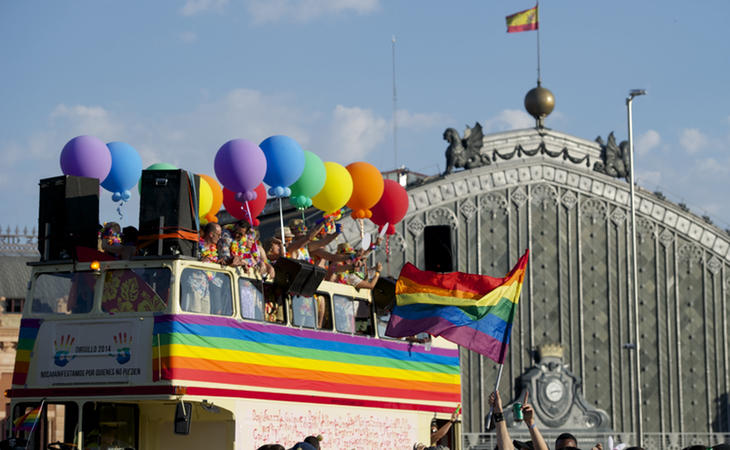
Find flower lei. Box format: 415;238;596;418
101;227;122;246
199;239;218;263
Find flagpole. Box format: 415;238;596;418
23;399;44;450
484;364;505;431
536;0;541;85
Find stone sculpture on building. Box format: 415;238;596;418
443;122;489;175
593;131;630;179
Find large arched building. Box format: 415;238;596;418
339;92;730;444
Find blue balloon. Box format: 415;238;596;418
101;142;143;199
112;192;122;202
260;135;305;194
121;190;131;201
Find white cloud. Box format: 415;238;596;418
245;0;380;24
395;109;450;130
180;0;229;16
636;129;660;156
178;31;198;43
482;109;534;132
323;105;388;162
679;128;708;154
696;157;730;175
50;104;125;140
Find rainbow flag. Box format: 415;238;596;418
13;404;42;432
385;250;529;363
506;5;539;33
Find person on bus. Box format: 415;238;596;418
308;219;347;269
286;219;325;263
429;407;460;449
99;222;124;257
121;225;138;259
199;223;222;263
329;244;382;290
230;221;275;279
265;235;284;264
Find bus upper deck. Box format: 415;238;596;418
5;256;461;449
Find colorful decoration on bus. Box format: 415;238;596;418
152;314;460;410
11;319;41;387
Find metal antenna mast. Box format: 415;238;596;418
392;35;398;169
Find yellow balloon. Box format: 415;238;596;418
198;176;213;219
312;162;354;214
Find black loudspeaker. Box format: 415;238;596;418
301;265;327;297
38;175;99;261
273;257;327;297
371;277;396;311
139;170;200;257
424;225;453;272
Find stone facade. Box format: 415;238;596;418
339;127;730;437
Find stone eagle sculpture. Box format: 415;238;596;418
443;122;489;175
593;131;631;180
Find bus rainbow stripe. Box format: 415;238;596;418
152;315;460;406
11;319;42;387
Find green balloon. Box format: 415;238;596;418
137;162;178;194
288;151;325;208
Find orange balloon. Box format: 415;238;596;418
346;162;384;219
199;174;223;223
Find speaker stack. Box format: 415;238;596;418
138;169;200;257
38;175;100;261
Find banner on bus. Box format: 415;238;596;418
31;319;151;386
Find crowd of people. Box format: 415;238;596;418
197;216;382;289
487;391;730;450
96;214;383;291
257;434;323;450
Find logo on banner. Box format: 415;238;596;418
53;334;76;367
111;332;132;365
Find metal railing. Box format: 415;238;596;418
464;432;730;449
0;225;38;256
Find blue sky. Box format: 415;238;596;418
2;0;729;232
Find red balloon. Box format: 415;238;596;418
223;183;267;225
369;179;409;235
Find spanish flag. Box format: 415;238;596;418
506;5;539;33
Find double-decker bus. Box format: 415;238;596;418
3;255;461;449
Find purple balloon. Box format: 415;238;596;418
60;135;112;180
214;139;267;194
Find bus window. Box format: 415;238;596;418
316;293;332;330
291;294;331;330
82;402;138;450
180;268;233;316
239;279;264;321
376;311;391;338
102;268;171;313
262;283;288;325
334;295;373;336
32;272;96;314
291;295;317;328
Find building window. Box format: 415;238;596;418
3;298;24;313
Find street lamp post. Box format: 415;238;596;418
627;88;646;447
